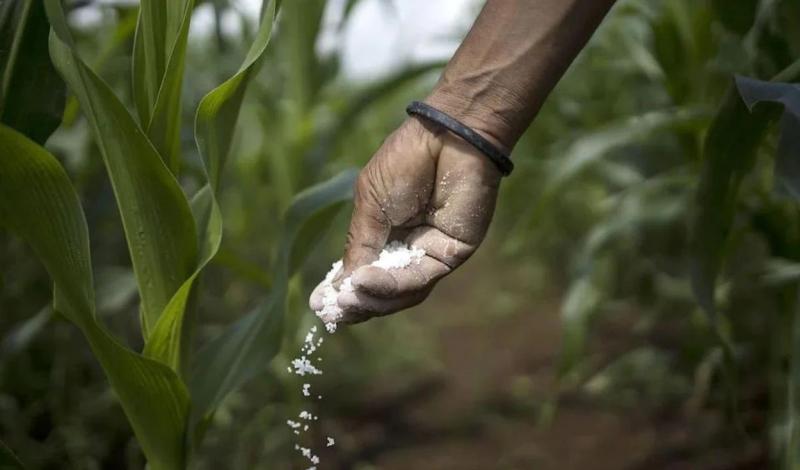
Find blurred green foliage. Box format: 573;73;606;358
1;0;800;468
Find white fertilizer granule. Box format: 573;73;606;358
287;243;424;468
314;241;425;332
290;356;322;376
288;323;330;468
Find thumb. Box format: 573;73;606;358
337;174;390;284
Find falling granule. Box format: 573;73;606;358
288;241;431;469
286;419;302;436
294;444;320;469
291;356;322;376
289;326;330;467
314;241;426;331
299;410;316;420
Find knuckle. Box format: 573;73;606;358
355;168;372;192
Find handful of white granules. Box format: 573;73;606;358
287;242;425;469
314;241;425;332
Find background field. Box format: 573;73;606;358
2;0;800;468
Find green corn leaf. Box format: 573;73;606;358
507;106;709;248
686;78;784;435
0;0;65;144
689;71;800;319
132;0;190;124
689;57;800;322
685;84;767;316
732;75;800;470
1;305;52;356
0;439;24;469
735;76;800;200
144;186;222;372
62;9;139;128
195;0;279;191
46;0;198;338
0;124;189;470
558;274;603;380
558;172;690;378
133;0;195;172
141;0;280;372
189;169;356;425
287;169;359;273
548;107;708;192
279;0;326;114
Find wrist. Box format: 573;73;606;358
425;79;527;154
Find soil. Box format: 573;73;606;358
313;244;766;470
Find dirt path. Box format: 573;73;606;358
313;246;764;470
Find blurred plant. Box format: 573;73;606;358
0;0;359;467
8;0;800;467
1;0;450;466
496;0;800;466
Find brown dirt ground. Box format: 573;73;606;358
311;246;765;470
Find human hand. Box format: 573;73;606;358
309;115;502;324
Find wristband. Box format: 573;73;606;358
406;101;513;176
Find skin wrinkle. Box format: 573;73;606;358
427;0;616;149
312;0;617;323
408;227;471;269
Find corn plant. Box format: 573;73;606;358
496;0;800;465
690;69;800;469
0;0;357;467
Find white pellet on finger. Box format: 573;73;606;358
288;243;426;468
313;241;426;330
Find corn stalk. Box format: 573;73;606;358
0;0;356;467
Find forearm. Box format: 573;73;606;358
426;0;616;151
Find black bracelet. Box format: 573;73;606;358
406;101;513;176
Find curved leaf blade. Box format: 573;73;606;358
734;75;800;469
735;76;800;200
143;0;280;371
144;186;222;372
0;124;189;470
46;0;198;336
689;77;786;318
132;0;190;125
134;0;195;172
189;169;356;423
195;0;278;191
